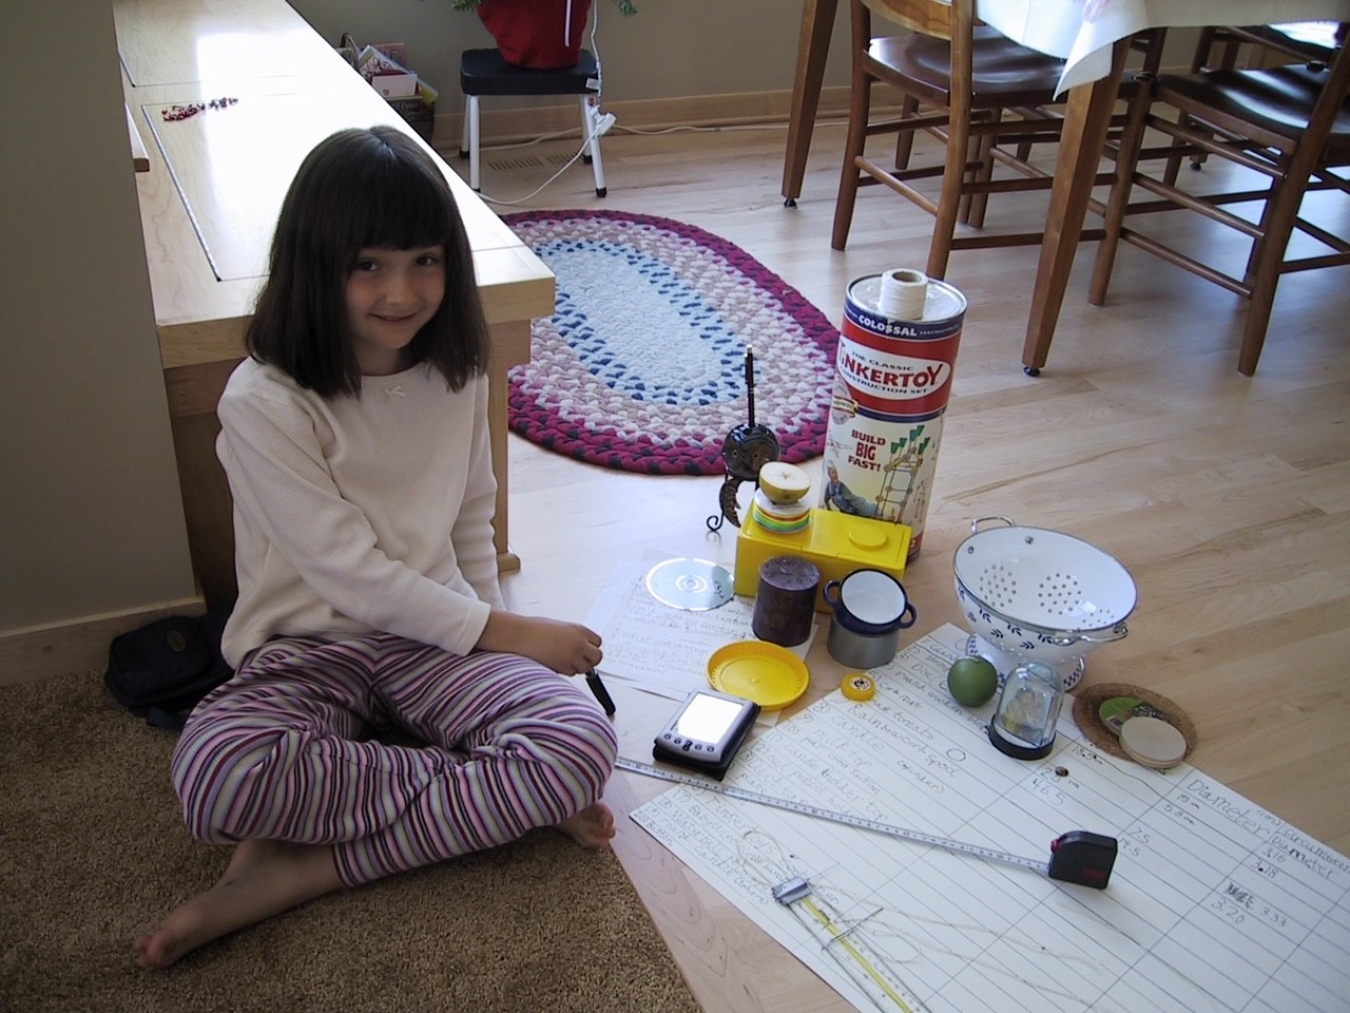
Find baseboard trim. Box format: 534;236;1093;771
0;597;206;687
432;84;855;150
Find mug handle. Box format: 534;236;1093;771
897;602;917;629
822;580;842;607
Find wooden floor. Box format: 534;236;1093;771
439;122;1350;1013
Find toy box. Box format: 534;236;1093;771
734;508;912;612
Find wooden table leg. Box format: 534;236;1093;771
164;358;244;610
488;319;530;573
782;0;839;206
1020;38;1131;374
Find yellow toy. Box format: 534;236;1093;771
734;508;911;612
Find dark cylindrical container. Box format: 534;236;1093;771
752;555;820;647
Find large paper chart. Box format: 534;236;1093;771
631;625;1350;1013
586;555;814;704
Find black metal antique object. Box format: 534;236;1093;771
707;347;780;532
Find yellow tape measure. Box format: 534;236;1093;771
840;673;876;701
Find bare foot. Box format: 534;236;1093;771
557;802;617;849
134;838;344;969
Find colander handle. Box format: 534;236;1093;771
970;515;1016;534
1052;622;1129;647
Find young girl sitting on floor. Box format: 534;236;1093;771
135;125;618;969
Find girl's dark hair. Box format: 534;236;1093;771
246;125;490;396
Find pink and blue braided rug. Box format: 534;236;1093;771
503;210;838;475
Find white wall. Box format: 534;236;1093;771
0;2;196;641
287;0;854;108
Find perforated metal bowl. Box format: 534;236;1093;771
953;516;1136;669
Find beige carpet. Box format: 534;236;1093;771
0;670;699;1013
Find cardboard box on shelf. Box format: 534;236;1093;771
357;45;417;98
370;42;408;66
388;79;439;141
336;36;437;140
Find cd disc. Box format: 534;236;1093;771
646;558;734;611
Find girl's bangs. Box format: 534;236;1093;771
355;157;452;252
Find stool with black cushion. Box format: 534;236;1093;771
459;47;607;196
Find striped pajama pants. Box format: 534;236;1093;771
169;633;618;887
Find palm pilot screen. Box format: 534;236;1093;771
653;689;760;780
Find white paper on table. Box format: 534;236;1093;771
586;551;817;723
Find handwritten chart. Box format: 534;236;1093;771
586;556;815;704
631;624;1350;1013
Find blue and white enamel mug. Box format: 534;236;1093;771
823;569;917;669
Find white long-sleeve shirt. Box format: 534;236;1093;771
215;358;503;669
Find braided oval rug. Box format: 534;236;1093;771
503;210;839;475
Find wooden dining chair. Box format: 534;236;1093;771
1165;23;1343;182
1089;27;1350;375
831;0;1085;279
1188;22;1342;75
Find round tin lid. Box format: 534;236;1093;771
1119;716;1189;769
848;272;967;322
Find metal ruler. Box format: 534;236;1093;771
617;756;1117;888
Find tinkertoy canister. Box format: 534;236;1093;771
821;269;965;560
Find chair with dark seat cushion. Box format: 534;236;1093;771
459;47;607;196
832;0;1085;279
1166;22;1344;180
1089;28;1350;374
1192;22;1342;74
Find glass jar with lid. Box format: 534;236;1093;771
988;660;1064;759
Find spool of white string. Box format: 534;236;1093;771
878;268;929;320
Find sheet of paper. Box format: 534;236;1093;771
631;624;1350;1013
586;554;815;710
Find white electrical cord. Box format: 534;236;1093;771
477;142;594;206
587;1;604;105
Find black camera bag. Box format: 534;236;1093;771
104;609;233;731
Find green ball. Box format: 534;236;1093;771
947;657;999;707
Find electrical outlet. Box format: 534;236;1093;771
595;112;617;136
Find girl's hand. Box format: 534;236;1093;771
478;612;602;675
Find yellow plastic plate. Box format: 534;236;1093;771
707;641;810;711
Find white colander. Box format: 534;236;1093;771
953;517;1137;674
